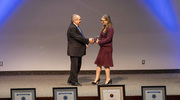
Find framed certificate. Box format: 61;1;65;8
53;87;78;100
141;86;166;100
98;85;125;100
11;88;36;100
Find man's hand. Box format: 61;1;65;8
89;38;95;44
86;44;88;48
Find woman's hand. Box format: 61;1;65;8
96;39;99;44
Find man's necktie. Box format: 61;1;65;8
78;26;84;37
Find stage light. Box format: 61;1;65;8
0;0;22;26
140;0;179;32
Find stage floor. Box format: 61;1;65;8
0;73;180;98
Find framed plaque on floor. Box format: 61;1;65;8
98;85;125;100
11;88;36;100
53;87;78;100
141;86;166;100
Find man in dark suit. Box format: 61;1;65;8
67;14;94;86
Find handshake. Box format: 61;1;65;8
89;38;99;44
89;35;99;44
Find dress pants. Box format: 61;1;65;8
68;56;82;83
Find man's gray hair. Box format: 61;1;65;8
71;14;80;22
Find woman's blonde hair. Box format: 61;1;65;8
101;14;113;33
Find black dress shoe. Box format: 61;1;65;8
67;80;72;84
92;78;100;85
71;82;82;86
104;79;112;85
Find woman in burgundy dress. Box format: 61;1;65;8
92;14;114;85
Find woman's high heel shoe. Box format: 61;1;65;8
104;79;112;85
92;78;100;85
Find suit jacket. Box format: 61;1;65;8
67;23;89;57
